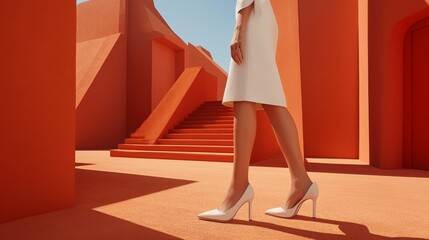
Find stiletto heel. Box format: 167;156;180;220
198;183;255;222
265;181;319;219
248;200;252;221
312;197;317;218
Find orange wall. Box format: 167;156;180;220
76;34;127;149
368;0;429;168
76;0;188;140
0;1;75;223
77;0;128;149
77;0;127;42
77;0;229;144
152;40;177;110
403;17;429;171
125;0;230;136
185;44;228;100
131;67;219;142
125;0;188;136
358;0;370;164
404;18;429;170
299;0;359;158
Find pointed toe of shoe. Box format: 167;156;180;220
197;209;229;222
265;207;297;218
198;209;223;218
197;183;255;222
265;207;286;216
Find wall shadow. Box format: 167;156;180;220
0;168;194;239
226;216;428;240
75;162;95;167
304;161;429;178
251;157;429;178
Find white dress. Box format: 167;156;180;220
222;0;287;110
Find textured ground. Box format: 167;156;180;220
1;151;428;240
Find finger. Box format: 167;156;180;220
236;41;243;63
232;52;239;64
237;48;244;64
231;45;240;64
231;44;238;58
234;46;242;64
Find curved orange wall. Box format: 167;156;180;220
405;18;429;170
368;0;429;168
404;17;429;170
0;1;75;222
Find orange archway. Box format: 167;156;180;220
367;0;429;169
403;16;429;170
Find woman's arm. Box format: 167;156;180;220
231;2;254;65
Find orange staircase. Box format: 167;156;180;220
110;101;235;162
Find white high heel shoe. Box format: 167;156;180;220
197;183;254;222
265;181;319;219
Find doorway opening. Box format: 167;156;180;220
403;16;429;170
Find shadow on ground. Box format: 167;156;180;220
220;216;428;240
0;168;194;239
251;157;429;178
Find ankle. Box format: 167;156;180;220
291;176;312;187
230;180;250;189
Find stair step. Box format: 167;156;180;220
197;106;231;110
110;149;233;162
125;138;152;144
114;100;236;161
195;107;233;111
157;139;233;146
170;128;233;133
181;119;234;124
164;133;233;139
200;105;225;108
118;144;234;153
185;116;233;120
201;101;223;105
190;111;234;116
125;138;153;144
175;124;234;129
204;100;222;104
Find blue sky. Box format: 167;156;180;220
76;0;236;72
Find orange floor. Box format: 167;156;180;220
1;151;428;240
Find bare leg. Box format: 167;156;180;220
218;101;257;211
261;104;313;209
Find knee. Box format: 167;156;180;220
262;104;288;116
261;103;272;111
235;101;257;109
261;103;282;111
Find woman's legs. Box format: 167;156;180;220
261;104;313;209
218;101;257;211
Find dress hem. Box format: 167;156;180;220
222;99;287;110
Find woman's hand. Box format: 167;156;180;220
231;2;253;65
231;28;244;65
